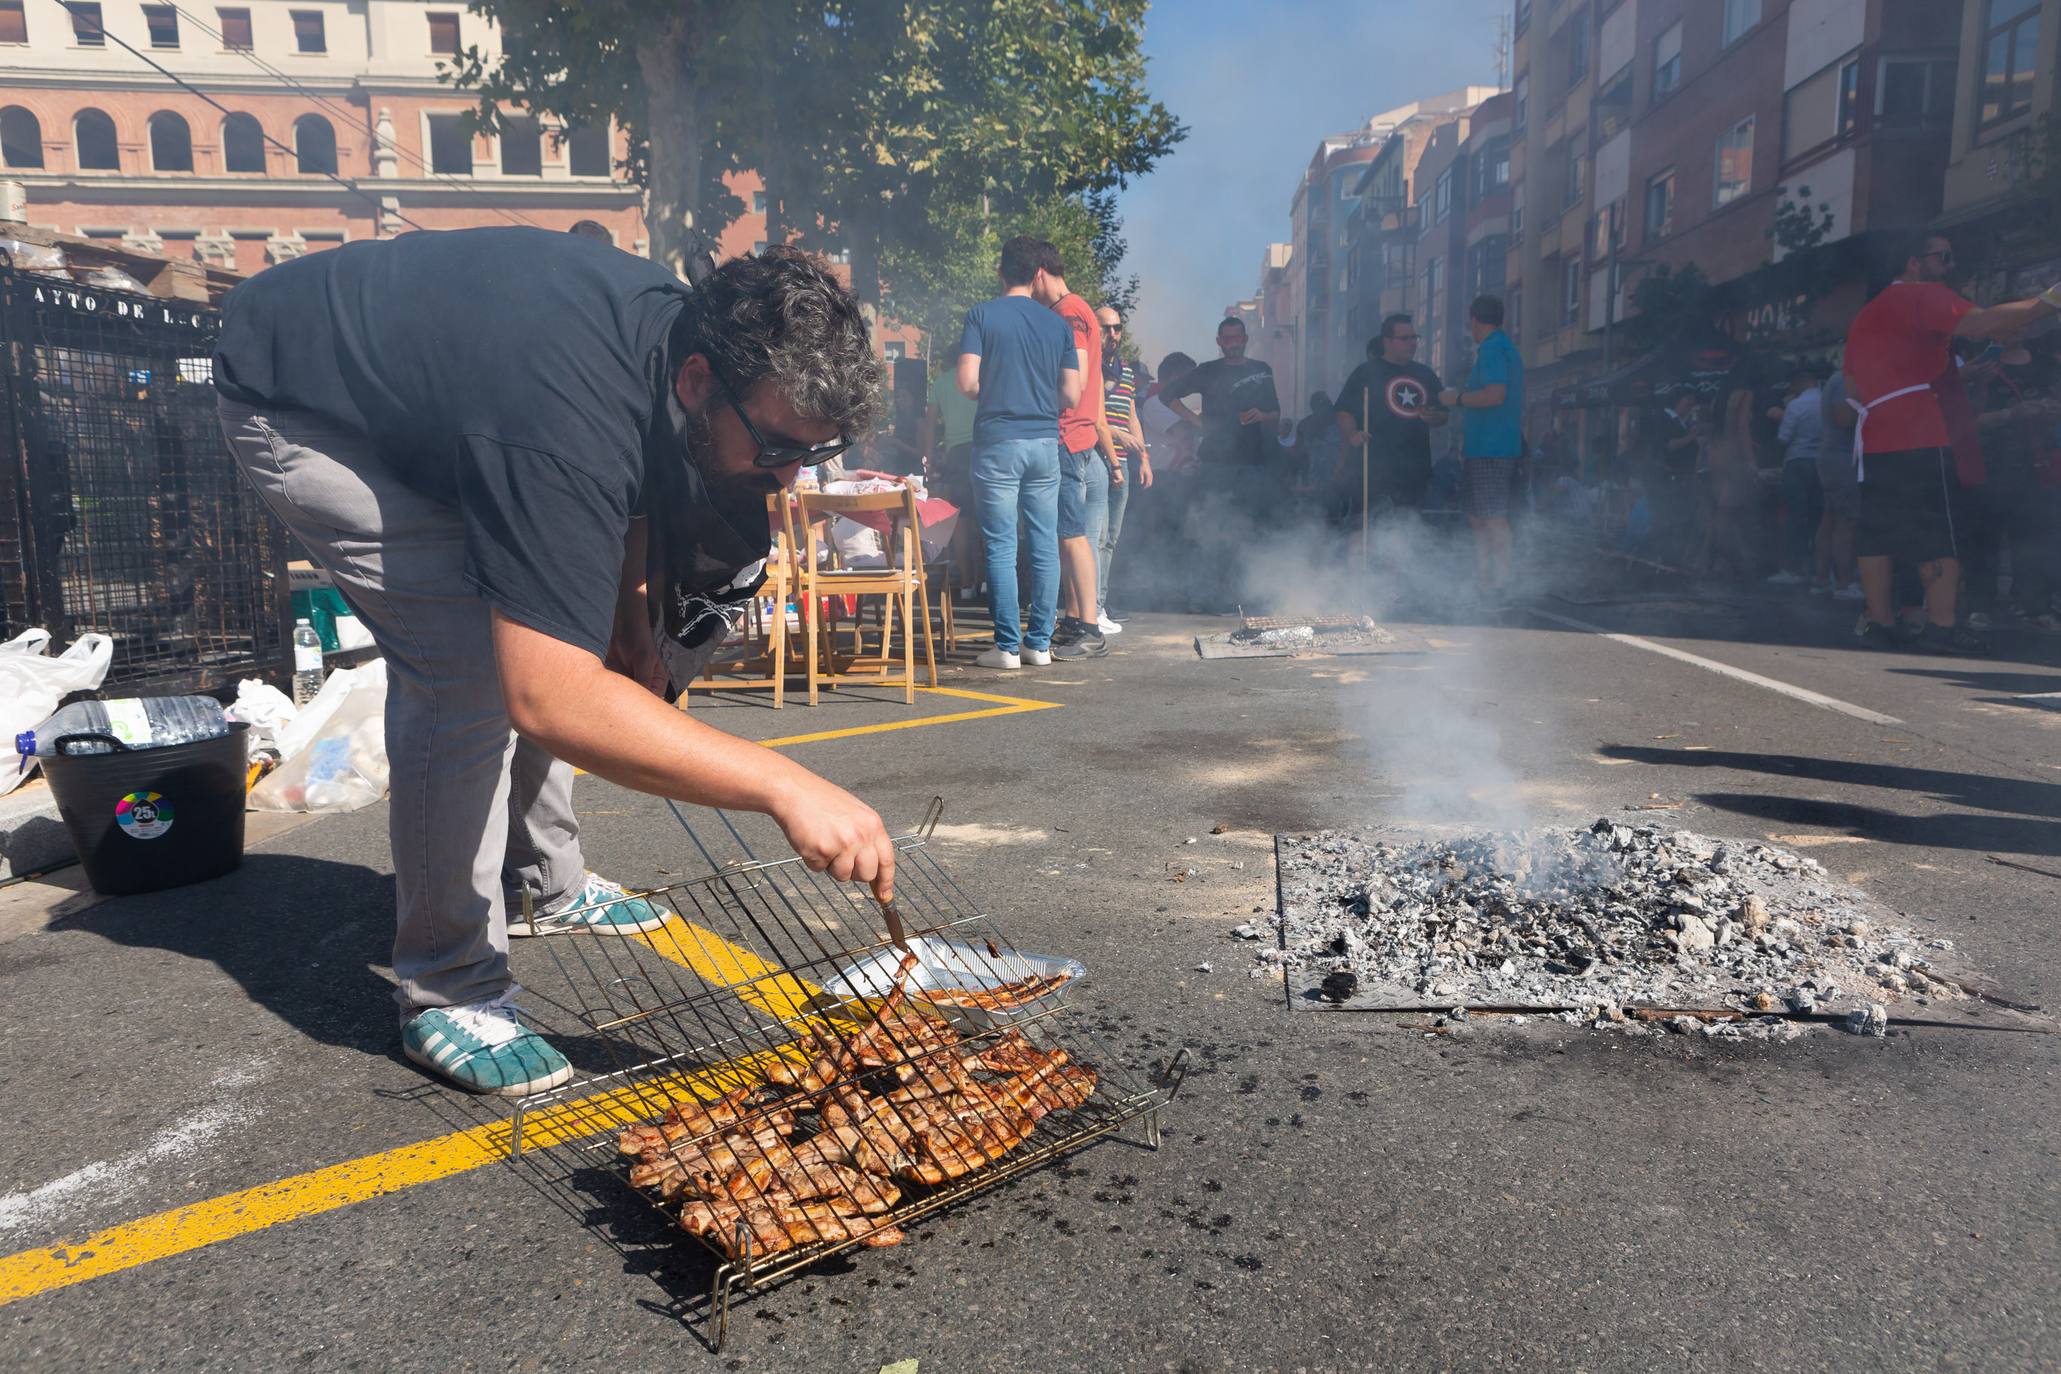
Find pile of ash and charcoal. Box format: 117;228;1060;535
1227;614;1397;652
1260;819;1971;1037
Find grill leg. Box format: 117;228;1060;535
710;1265;735;1351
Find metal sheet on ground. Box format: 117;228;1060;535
1195;628;1429;660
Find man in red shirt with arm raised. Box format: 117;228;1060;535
1842;230;2061;654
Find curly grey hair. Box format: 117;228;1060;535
674;245;882;438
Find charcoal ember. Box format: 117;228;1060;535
1270;821;1967;1035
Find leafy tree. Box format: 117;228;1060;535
1622;262;1713;357
442;0;765;275
449;0;1182;307
881;190;1136;368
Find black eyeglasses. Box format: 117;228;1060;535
1923;247;1955;266
709;363;853;469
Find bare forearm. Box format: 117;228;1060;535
1957;299;2058;338
495;617;811;812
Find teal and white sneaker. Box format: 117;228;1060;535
508;871;671;938
401;989;574;1096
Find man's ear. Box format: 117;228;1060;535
675;353;714;410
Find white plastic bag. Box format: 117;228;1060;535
248;660;389;812
224;678;298;753
0;629;113;795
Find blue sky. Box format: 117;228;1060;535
1117;0;1512;366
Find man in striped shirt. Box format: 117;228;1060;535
1097;305;1152;628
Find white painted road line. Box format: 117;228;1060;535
1526;608;1904;727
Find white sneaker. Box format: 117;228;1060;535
1096;614;1123;635
1832;583;1864;602
1022;647;1052;666
1764;570;1805;586
974;648;1021;669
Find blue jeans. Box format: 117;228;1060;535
1098;454;1132;614
1057;443;1109;543
973;437;1061;653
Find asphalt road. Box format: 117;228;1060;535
3;576;2058;1373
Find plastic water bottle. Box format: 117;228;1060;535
16;696;228;758
292;618;325;708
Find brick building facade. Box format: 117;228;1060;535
0;0;646;268
1501;0;1960;434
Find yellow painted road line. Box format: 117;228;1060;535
1;686;1055;1307
0;914;855;1308
577;685;1061;773
746;685;1061;750
0;1051;787;1309
632;914;824;1022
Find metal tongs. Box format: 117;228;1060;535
876;894;911;954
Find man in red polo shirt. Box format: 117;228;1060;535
1843;230;2061;653
1029;242;1119;657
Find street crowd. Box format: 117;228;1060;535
925;234;1534;663
1546;230;2059;656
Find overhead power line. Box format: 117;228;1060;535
162;0;551;230
40;2;433;233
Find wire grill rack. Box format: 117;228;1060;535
504;800;1184;1349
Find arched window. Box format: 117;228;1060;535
148;111;192;172
1;107;44;170
221;112;264;173
294;114;336;175
75;108;119;170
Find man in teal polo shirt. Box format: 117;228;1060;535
1441;294;1525;599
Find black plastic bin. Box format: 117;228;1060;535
39;723;251;896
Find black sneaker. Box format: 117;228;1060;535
1051;617;1084;644
1053;629;1109;659
1914;623;1990;657
1853;620;1904;652
1107;608;1133;623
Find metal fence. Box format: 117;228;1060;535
0;263;289;694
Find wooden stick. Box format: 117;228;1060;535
1360;393;1371;567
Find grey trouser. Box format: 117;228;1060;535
1098;453;1133;615
217;399;585;1019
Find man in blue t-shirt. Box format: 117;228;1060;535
955;234;1082;668
1440;294;1526;599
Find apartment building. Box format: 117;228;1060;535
1506;0;1960;424
0;0;647;269
1941;0;2061;294
1237;241;1297;401
1286;131;1388;407
1280;88;1502;404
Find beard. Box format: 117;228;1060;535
682;399;786;505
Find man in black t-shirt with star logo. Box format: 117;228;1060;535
1334;313;1449;514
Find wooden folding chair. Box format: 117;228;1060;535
920;541;957;655
795;487;938;705
680;492;797;709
